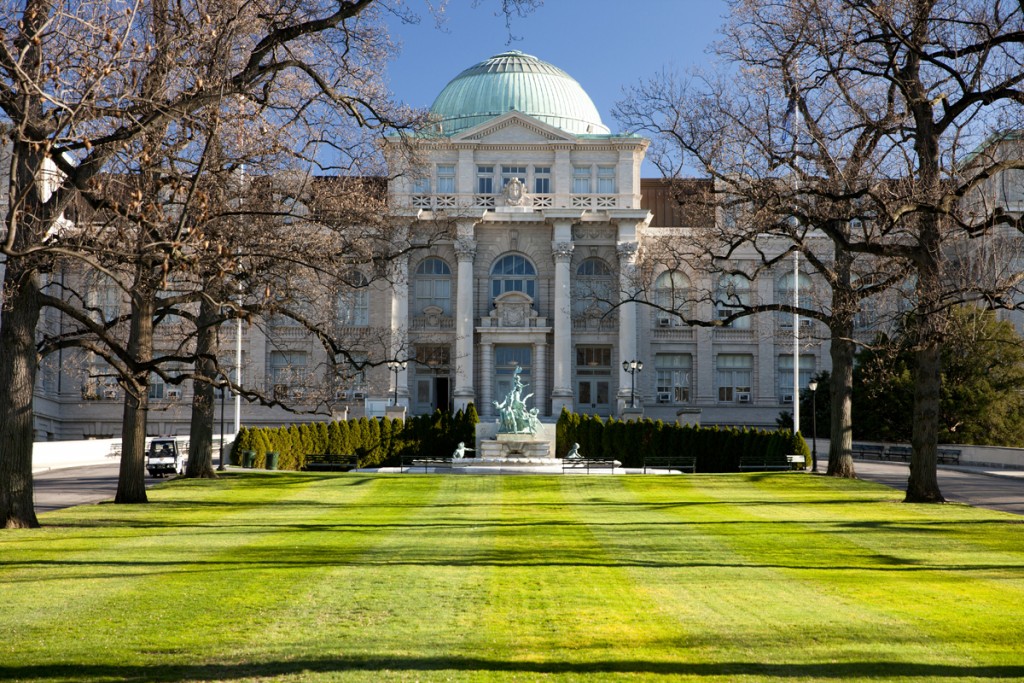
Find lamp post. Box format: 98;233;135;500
218;378;227;471
808;379;818;473
388;360;407;406
622;359;643;408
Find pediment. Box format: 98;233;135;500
452;112;577;144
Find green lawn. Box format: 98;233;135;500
2;472;1024;682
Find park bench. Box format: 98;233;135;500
786;454;807;469
738;453;793;472
937;448;962;465
642;455;697;474
302;453;359;472
851;443;886;460
561;458;618;474
886;445;912;462
401;455;454;472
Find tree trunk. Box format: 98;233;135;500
0;263;42;528
906;213;944;502
186;297;218;478
907;337;944;502
826;241;856;478
114;290;154;504
827;334;856;478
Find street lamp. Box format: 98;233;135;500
808;379;818;473
388;360;407;406
622;359;643;408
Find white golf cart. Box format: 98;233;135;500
146;438;186;477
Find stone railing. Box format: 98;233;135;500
399;193;626;211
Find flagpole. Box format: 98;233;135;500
793;251;800;436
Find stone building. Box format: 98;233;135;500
14;50;1020;440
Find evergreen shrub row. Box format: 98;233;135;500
555;408;809;472
232;404;479;470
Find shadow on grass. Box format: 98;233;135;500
2;657;1023;681
5;545;1020;582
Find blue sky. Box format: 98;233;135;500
383;1;729;174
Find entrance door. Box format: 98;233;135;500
577;379;611;416
414;376;452;414
435;377;450;413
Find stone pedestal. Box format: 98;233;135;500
474;422;557;465
385;405;407;421
620;406;644;422
676;408;702;426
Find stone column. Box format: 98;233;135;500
550;238;575;414
480;340;493;417
616;240;640;414
389;253;410;406
453;234;477;411
533;341;547;417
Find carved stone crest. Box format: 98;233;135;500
503;177;527;207
490;291;537;328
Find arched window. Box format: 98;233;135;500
414;257;452;314
337;272;370;326
654;270;691;325
490;254;536;303
715;273;752;329
573;258;614;319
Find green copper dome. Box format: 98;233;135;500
429;51;610;136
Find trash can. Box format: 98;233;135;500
242;450;255;468
265;451;279;470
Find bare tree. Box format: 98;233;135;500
0;0;419;525
618;0;1024;501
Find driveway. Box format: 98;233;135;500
33;459;1024;516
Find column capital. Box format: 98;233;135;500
616;241;639;262
454;238;477;260
552;241;574;264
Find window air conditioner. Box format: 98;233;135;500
335;389;349;401
166;388;182;399
352;390;366;400
736;391;752;403
781;393;793;404
657;317;672;327
103;388;118;400
657;392;672;404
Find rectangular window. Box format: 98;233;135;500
575;346;612;374
501;165;527;189
335;353;367;391
412;176;430;194
656;354;692;403
534;166;551;194
477;166;494;194
573;166;592;194
437;165;456;193
777;354;815;401
716;354;753;402
416;345;451;369
270;351;308;386
597;166;616;193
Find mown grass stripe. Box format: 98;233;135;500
2;472;1023;682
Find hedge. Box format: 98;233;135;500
555;409;807;473
231;404;479;470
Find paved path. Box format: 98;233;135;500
34;460;1024;516
33;464;150;513
823;459;1024;516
